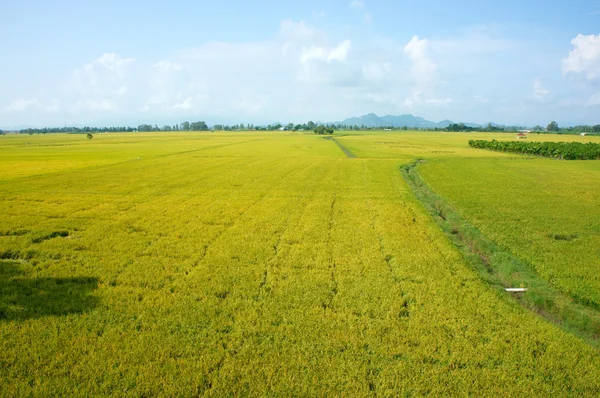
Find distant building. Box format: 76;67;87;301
581;133;587;136
516;132;527;139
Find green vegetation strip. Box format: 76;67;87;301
326;137;356;158
469;139;600;160
402;161;600;346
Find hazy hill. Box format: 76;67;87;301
334;113;485;128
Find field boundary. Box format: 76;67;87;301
401;161;600;347
325;137;356;158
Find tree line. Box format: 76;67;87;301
543;121;600;134
137;121;209;132
5;120;600;135
18;126;136;135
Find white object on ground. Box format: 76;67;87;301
505;288;528;292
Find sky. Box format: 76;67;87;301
1;0;600;128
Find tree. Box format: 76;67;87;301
86;133;93;139
547;121;559;132
314;125;333;135
307;121;315;130
286;123;294;131
181;121;191;131
592;125;600;133
190;121;208;131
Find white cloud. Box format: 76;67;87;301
426;97;453;106
349;0;364;9
404;36;437;106
69;53;134;96
95;53;134;72
75;99;117;111
5;98;39;112
404;91;420;107
280;19;323;42
173;97;193;110
64;53;135;115
154;60;182;72
3;98;61;114
234;94;270;114
557;97;586;107
349;0;372;25
404;36;436;86
145;61;185;107
588;92;600;105
300;40;351;64
362;62;391;80
365;92;397;104
45;99;60;113
562;34;600;80
431;35;515;54
116;86;128;96
533;78;550;100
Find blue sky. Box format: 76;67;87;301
1;0;600;128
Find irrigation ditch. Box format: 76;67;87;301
401;160;600;347
324;136;356;158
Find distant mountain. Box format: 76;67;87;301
332;113;485;129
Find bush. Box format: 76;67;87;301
469;139;600;160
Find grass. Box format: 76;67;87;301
1;131;600;396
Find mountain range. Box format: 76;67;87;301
333;113;484;128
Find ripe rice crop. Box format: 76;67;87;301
419;155;600;310
1;131;600;396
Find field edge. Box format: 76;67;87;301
401;160;600;347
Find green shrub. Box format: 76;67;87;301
469;139;600;160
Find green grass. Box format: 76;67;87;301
2;131;600;396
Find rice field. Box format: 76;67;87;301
418;149;600;308
1;131;600;396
